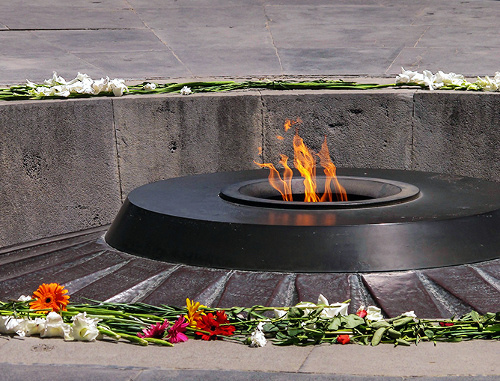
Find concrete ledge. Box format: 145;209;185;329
0;90;498;247
0;337;498;379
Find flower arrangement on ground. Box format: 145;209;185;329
0;283;498;347
0;69;498;101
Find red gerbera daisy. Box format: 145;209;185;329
195;311;236;341
29;283;70;313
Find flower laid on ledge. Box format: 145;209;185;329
180;85;192;95
0;283;499;347
29;282;70;313
25;72;128;98
137;319;170;339
396;68;500;91
1;69;498;101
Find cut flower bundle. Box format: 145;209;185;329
0;69;499;101
1;283;499;347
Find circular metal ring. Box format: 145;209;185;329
105;168;500;273
220;175;420;209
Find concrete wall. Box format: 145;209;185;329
0;90;498;247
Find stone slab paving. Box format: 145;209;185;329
0;227;498;378
1;228;499;317
1;0;499;85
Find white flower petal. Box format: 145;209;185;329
0;316;24;334
365;306;384;321
317;294;329;306
317;294;349;317
295;302;317;316
16;317;45;336
402;310;418;322
70;312;101;341
180;86;192;95
40;312;70;338
274;309;287;318
249;329;267;347
322;302;349;318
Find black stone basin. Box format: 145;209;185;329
105;168;500;273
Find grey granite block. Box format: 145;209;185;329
259;91;414;170
0;99;121;247
412;91;500;181
112;93;263;198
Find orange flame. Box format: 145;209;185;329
255;119;347;202
284;117;302;131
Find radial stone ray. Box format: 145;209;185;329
1;227;499;318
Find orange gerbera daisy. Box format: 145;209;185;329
30;283;70;313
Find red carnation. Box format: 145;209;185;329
356;309;367;318
439;321;455;327
337;334;350;345
195;311;236;341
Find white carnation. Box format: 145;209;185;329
143;82;156;90
180;86;192;95
249;321;267;347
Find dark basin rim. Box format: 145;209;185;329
219;175;421;209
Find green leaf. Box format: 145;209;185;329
288;307;304;319
461;310;481;322
287;327;303;337
343;315;366;329
387;328;402;339
370;320;391;329
371;327;387;346
393;316;414;328
262;323;279;334
308;306;324;319
327;317;341;331
396;338;411;346
470;311;481;323
276;331;290;340
424;329;435;339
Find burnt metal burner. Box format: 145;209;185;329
105;168;500;273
